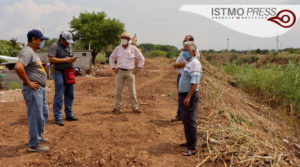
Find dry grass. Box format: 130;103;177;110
196;126;295;167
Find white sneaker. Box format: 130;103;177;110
40;137;48;143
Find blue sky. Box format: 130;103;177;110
0;0;299;50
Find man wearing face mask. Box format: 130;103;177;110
109;32;145;113
178;41;202;156
15;29;50;152
48;31;78;126
171;35;200;122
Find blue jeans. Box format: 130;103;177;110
53;72;74;120
22;86;48;147
177;74;182;117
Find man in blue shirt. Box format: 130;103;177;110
178;41;202;156
171;35;200;122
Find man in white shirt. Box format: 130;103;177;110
109;32;145;113
171;35;200;122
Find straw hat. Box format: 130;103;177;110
121;32;131;39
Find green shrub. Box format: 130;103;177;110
205;54;213;61
230;53;238;62
9;82;20;90
95;52;106;64
223;62;300;115
138;43;180;58
0;40;22;57
0;58;7;64
147;50;167;58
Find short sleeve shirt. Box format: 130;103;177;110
178;57;202;93
18;46;47;87
48;42;74;71
176;50;201;75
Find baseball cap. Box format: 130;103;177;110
61;31;74;44
27;29;49;41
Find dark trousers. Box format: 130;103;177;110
179;92;199;150
176;74;182;117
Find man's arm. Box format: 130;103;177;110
183;84;197;107
174;53;186;69
133;47;145;74
109;47;118;74
48;43;76;64
48;56;76;64
183;63;202;107
174;62;186;68
14;62;40;90
135;50;145;68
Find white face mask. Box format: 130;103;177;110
121;39;128;45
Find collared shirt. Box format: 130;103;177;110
178;57;202;93
176;50;200;75
48;41;74;71
18;46;47;87
109;45;145;70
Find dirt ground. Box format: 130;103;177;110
0;58;299;167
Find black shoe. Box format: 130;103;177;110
180;142;187;147
171;116;181;122
132;108;142;114
66;116;79;121
112;108;121;113
55;119;64;126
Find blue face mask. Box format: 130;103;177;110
182;51;191;60
39;40;45;49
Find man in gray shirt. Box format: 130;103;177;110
48;31;78;126
15;29;50;152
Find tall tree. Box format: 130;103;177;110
39;38;58;51
9;37;18;48
70;11;125;64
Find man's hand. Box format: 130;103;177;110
133;68;141;75
174;62;186;69
183;97;191;107
184;84;197;107
27;81;40;90
66;57;77;63
113;68;119;74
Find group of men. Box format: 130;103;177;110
15;29;202;156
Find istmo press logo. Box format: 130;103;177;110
179;5;300;38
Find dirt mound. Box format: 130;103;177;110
0;58;299;167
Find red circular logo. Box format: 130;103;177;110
267;9;296;28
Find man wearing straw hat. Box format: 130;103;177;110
109;32;145;113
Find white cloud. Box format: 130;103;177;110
0;0;299;49
0;0;96;42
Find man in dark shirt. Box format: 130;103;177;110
48;31;78;126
